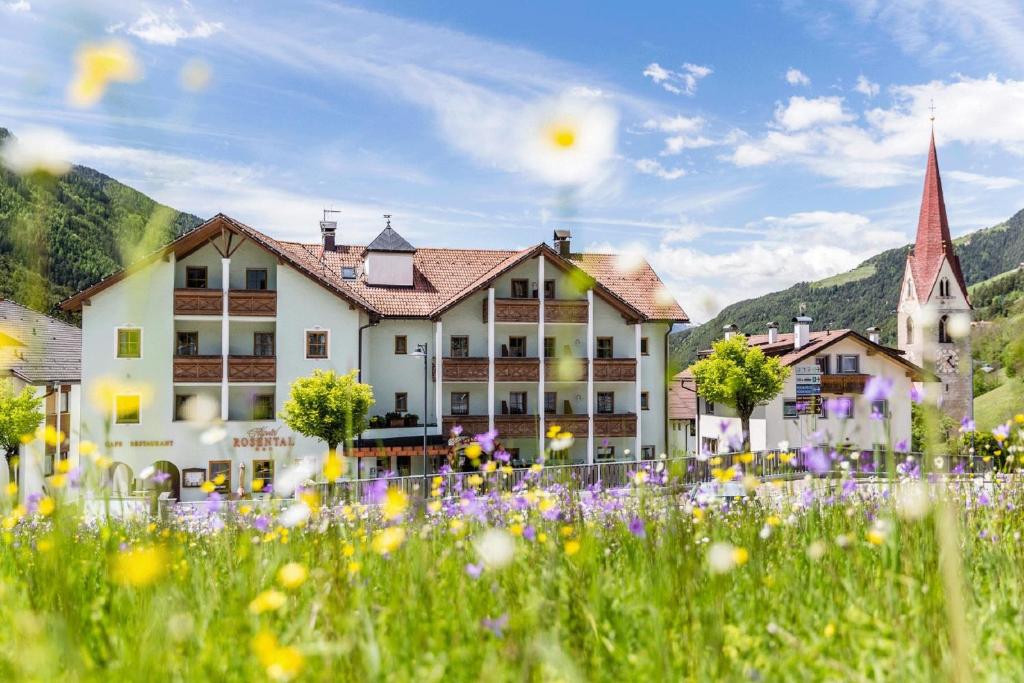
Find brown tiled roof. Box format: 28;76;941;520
668;370;697;420
0;299;81;384
62;214;688;322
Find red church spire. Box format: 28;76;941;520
908;130;967;300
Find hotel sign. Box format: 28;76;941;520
795;363;821;396
105;440;174;448
232;426;296;451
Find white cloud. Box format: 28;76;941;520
634;158;687;180
946;170;1022;190
3;1;30;13
855;74;880;97
774;96;854;131
643;115;705;133
642;62;713;96
786;68;811;86
640;115;733;155
109;9;223;46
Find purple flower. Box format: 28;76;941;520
204;491;222;515
465;562;483;579
960;417;975;433
152;471;171;484
802;445;830;476
494;449;510;464
522;525;536;542
481;613;509;638
628;517;645;538
825;397;852;419
364;479;388;505
864;375;894;403
977;492;991;507
895;438;909;453
253;515;271;532
475;429;499;453
952;461;965;475
450;425;463;437
910;385;925;404
718;419;730;435
993;423;1011;440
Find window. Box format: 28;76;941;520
596;446;615;462
906;317;914;344
871;399;889;419
783;399;798;419
246;268;268;290
509;392;527;415
395;335;408;354
544;337;555;359
939;277;950;297
938;315;952;344
176;331;198;356
306;331;328;359
114;395;140;424
640;391;650;411
185;266;207;289
704;400;715;414
837;355;860;374
814;355;831;374
341;266;357;280
451;392;469;416
57;391;69;414
701;437;719;454
642;446;655;460
545;391;557;415
254;332;275;357
596;337;613;359
597;392;614;414
208;460;232;494
510;279;529;299
175;394;195;421
252;393;275;420
116;328;142;358
640;337;649;355
544;279;556;299
508;336;527;358
450;336;469;358
252;460;274;491
395;392;408;413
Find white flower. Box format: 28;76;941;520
274;460;316;497
550;434;575;451
519;91;618;187
759;525;771;539
707;542;737;574
199;426;227;445
896;482;930;521
1;126;73;176
279;501;311;528
138;466;155;480
806;540;826;561
474;529;515;570
947;313;971;340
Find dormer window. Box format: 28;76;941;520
341;266;356;280
364;217;416;287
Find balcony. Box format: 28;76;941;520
174;289;222;316
228;290;277;316
441;413;637;439
173;355;223;382
436;357;637;383
544;300;588;324
228;355;276;382
481;298;590;324
821;373;870;394
594;358;637;381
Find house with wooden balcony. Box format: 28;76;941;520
62;213;687;500
693;317;924;455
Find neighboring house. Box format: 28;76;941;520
0;299;81;499
695;318;923;454
897;131;973;421
667;371;697;456
61;214;687;500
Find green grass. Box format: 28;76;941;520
969;266;1019;294
809;263;876;289
974;377;1024;431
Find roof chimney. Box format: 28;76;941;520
723;323;739;340
553;229;571;257
320;220;337;252
767;321;779;344
793;315;812;350
866;326;881;345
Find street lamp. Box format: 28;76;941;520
410;342;429;498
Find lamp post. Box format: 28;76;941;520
411;342;429;499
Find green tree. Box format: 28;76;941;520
1001;335;1024;378
0;379;44;482
281;369;374;457
690;334;788;451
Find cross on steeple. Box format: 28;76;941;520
383;214;392;229
928;99;936;123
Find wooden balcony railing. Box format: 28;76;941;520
173;355;223;382
228;290;277;316
544;300;588;324
593;358;637;381
481;298;589;324
441;413;637;440
594;413;637;437
436;356;637;383
228;355;276;382
443;415;540;438
174;289;222;315
821;373;870;394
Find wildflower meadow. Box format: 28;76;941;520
3;416;1024;682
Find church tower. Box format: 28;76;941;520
897;129;973;420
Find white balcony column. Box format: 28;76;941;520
221;257;230;421
586;288;594;464
634;322;642;461
537;256;545;458
487;287;495;433
434;320;443;431
54;384;62;462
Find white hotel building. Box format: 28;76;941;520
62;215;687;500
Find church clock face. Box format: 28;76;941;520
935;348;959;374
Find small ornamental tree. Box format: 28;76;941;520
281;369;374;462
0;379;44;483
690;334;789;451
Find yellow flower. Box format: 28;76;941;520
277;563;308;590
538;497;556;513
252;632;304;682
482;461;497;473
249;589;288;614
79;440;97;456
112;546;167;587
342;543;355;557
95;456;113;470
633;470;649;485
19;434;33;445
560;525;575;538
449;518;466;536
4;482;16;498
371;527;406;555
47;474;67;490
1015;413;1024;424
692;507;705;522
465;443;482;460
732;547;749;566
537;532;548;544
823;622;836;638
323;453;344;481
347;561;361;575
709;456;722;466
712;466;736;483
427;500;442;514
779;452;795;464
37;496;56;516
738;452;754;464
213;474;226;486
766;515;781;527
530;463;543;474
252;479;264;492
546;424;562;439
509;523;524;537
67;40;142;108
382;487;409;521
467;474;483;488
866;530;886;546
564;539;581;556
200;481;216;494
55;458;72;474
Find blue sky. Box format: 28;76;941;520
3;0;1024;321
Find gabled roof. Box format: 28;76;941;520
908;132;969;302
61;214;688;322
0;299;81;384
365;225;416;253
669;370;698;420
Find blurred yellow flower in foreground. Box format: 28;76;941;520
564;539;581;556
277;563;307;590
372;527;406;555
323;453;344;481
382;487;409;521
112;546;167;587
249;589;287;614
252;631;305;682
37;496;55;516
68;40;142;108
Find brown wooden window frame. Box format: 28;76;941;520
508;336;527;358
450;391;469;416
596;337;614;359
185;266;208;289
395;392;408;413
544;391;557;415
510;279;529;299
450;336;469;358
395;335;408;355
508;391;528;415
176;330;198;356
305;331;328;359
253;332;275;357
544;336;555;358
252;459;274;490
597;391;614;414
208;460;232;493
544;279;556;299
252;393;275;421
640;337;649;355
641;391;650;411
246;268;269;291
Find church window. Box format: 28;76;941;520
938;315;951;344
939;277;950;297
906;318;914;344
